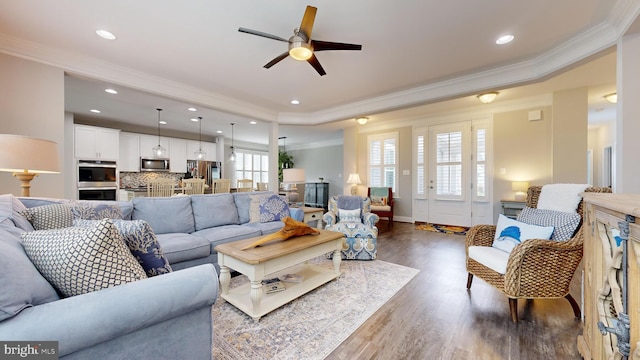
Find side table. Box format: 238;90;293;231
299;206;325;229
501;200;526;219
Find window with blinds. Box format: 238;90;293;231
436;131;462;197
368;132;398;193
416;135;425;196
234;150;269;184
475;128;486;198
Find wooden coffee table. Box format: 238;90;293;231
215;230;345;321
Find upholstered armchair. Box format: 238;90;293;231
323;195;379;260
367;187;393;228
465;185;611;322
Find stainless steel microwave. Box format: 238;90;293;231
140;158;170;172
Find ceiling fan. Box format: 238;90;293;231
238;5;362;76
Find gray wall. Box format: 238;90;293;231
289;144;344;199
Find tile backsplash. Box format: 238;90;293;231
120;172;182;188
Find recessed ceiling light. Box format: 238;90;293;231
90;109;101;113
96;29;116;40
104;88;118;94
250;121;257;125
291;100;300;105
159;120;167;125
496;34;514;45
216;130;223;134
188;107;197;112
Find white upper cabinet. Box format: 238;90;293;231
169;138;187;173
187;140;217;161
74;125;120;160
119;132;141;172
139;134;170;159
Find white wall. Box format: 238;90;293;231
0;53;66;197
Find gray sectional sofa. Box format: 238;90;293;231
0;191;303;359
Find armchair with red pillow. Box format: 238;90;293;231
367;187;393;228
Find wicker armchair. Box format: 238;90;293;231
465;185;611;322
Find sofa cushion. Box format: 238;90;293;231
492;214;554;254
132;196;195;234
191;193;239;230
468;246;510;274
0;194;34;232
156;233;211;264
193;225;262;252
21;219;147;297
70;200;132;220
21;203;73;230
243;220;284;235
18;197;70;209
0;225;59;321
75;219;172;277
517;206;582;241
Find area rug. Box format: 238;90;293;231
212;258;419;360
416;223;469;235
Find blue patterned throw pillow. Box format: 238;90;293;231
258;194;290;223
338;208;361;223
70;200;125;220
75;219;172;276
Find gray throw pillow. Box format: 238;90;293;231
517;206;582;241
21;203;73;230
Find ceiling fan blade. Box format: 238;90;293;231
307;54;326;76
238;27;288;42
264;52;290;69
299;6;317;40
312;40;362;52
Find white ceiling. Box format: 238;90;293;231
1;1;638;146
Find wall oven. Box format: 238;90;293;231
77;160;117;200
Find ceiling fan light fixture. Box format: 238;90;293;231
604;92;617;103
289;38;313;61
477;91;499;104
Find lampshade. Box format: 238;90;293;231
477;92;499;104
512;181;529;201
0;134;60;196
346;173;362;185
604;92;617;104
283;168;306;183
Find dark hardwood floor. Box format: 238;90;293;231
326;222;582;360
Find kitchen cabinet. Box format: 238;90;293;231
577;193;640;359
119;132;140;172
304;182;329;211
169;138;187;173
74;125;120;160
187;140;217;161
139;134;170;159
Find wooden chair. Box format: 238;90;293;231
465;185;611;322
256;182;268;191
147;179;175;197
182;178;205;195
367;187;394;228
212;179;231;194
236;179;253;192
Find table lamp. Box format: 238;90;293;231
0;134;60;197
283;167;305;194
346;173;361;195
512;181;529;201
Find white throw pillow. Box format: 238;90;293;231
338;208;361;223
492;214;554;254
537;184;589;214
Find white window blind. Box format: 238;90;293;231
416;135;425;196
234;149;269;185
436;131;462;196
368;133;398;192
475;129;486;198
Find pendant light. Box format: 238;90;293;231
152;108;167;157
194;116;206;160
228;122;236;161
280;136;291;169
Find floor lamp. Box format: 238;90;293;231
0;134;60;197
